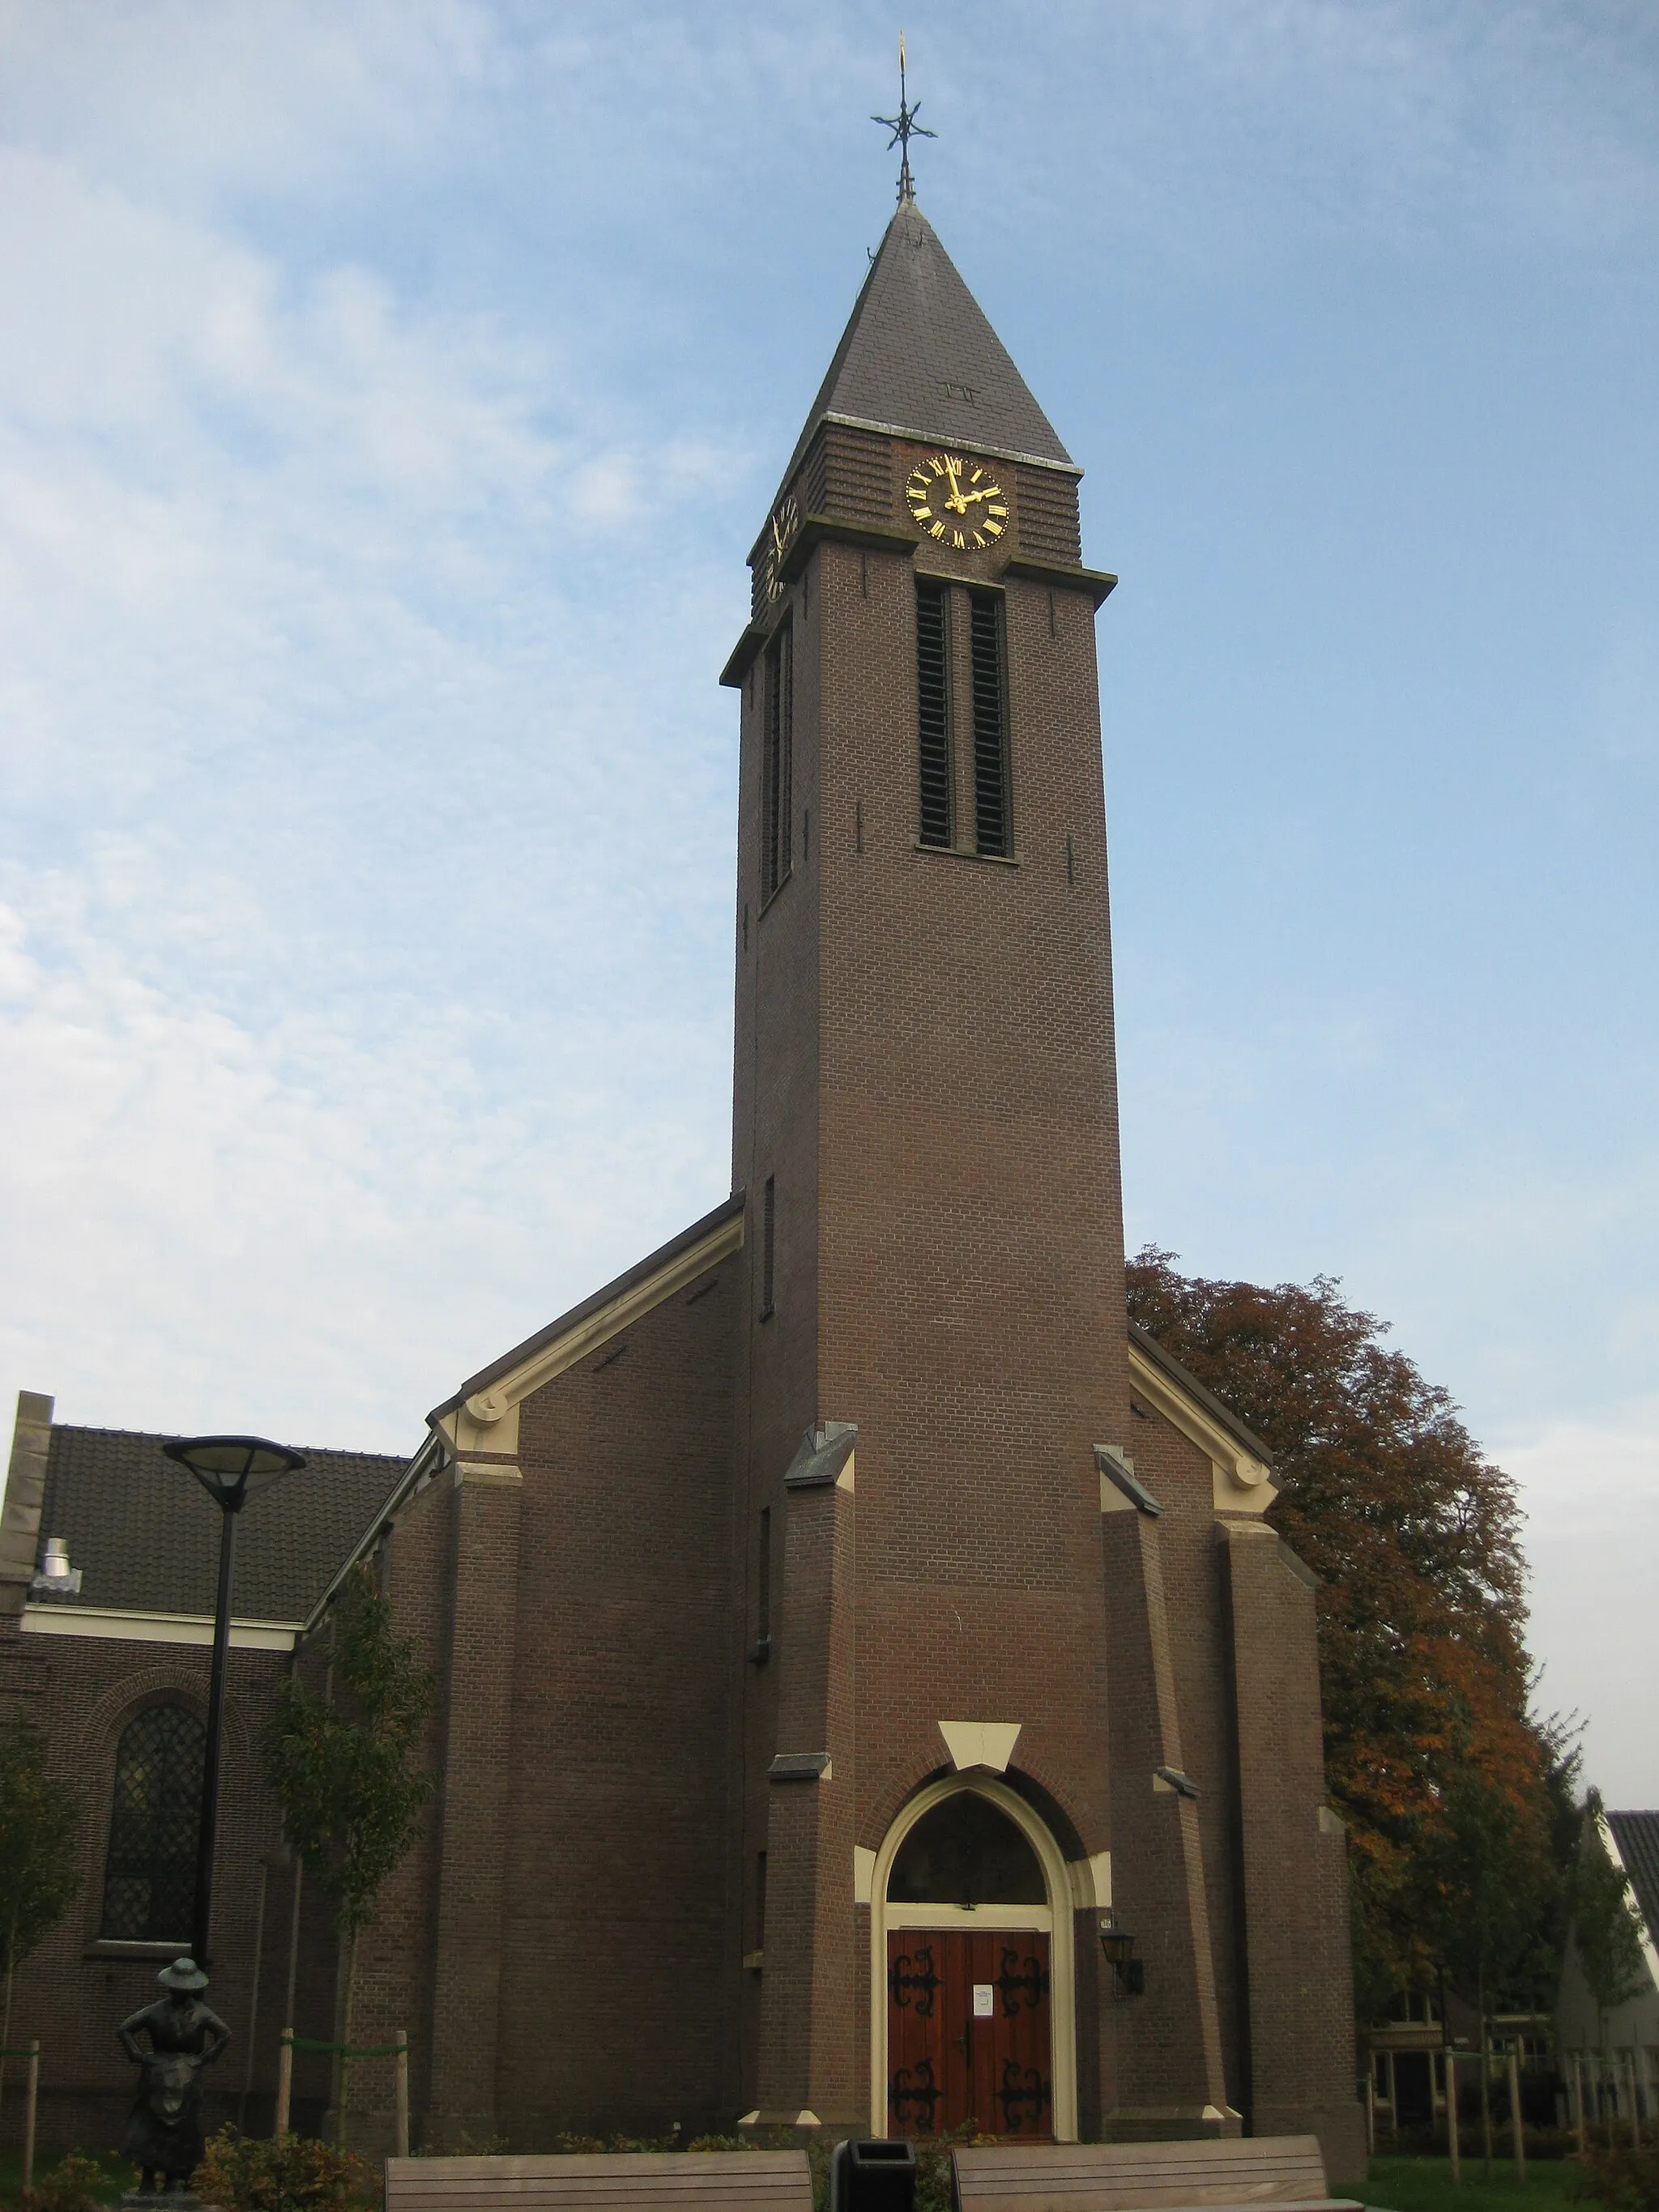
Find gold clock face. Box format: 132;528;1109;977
761;493;801;603
906;454;1007;552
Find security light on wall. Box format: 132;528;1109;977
1099;1914;1145;1997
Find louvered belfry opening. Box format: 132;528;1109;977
763;617;793;897
915;579;952;848
970;590;1011;857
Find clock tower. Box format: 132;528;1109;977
716;190;1357;2164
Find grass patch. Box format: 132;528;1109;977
1367;2154;1580;2212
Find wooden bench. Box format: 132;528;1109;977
950;2133;1365;2212
385;2150;813;2210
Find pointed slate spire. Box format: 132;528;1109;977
783;199;1074;488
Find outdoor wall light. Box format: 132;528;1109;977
1099;1916;1145;1997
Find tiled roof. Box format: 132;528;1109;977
1608;1810;1659;1941
35;1426;407;1622
781;199;1073;489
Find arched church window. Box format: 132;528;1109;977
887;1790;1046;1907
100;1704;205;1942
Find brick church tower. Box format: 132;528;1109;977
711;190;1359;2163
290;184;1363;2180
721;194;1137;2132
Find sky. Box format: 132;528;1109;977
0;1;1654;1803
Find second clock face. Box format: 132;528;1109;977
906;454;1007;552
761;494;801;604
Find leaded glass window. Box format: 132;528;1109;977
100;1705;205;1941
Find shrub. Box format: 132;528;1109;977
22;2153;113;2212
193;2127;377;2212
1571;2144;1659;2212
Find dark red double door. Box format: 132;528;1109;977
886;1929;1052;2139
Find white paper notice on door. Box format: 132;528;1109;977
973;1984;994;2016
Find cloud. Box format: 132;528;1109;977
0;867;729;1449
1503;1409;1659;1806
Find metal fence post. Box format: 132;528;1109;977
22;2041;39;2193
1628;2051;1642;2150
1508;2044;1525;2182
275;2028;293;2142
1447;2049;1461;2183
394;2031;409;2160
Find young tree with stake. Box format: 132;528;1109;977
0;1716;79;2108
261;1563;432;2147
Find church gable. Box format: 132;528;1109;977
1127;1323;1276;1519
431;1193;744;1466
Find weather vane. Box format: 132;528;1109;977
872;31;936;204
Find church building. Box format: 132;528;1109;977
0;182;1363;2179
337;186;1363;2172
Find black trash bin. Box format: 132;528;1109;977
830;2136;918;2211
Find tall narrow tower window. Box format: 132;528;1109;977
757;1506;772;1646
763;620;793;898
915;581;952;848
970;591;1011;857
761;1174;777;1318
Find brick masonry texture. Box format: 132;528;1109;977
0;204;1363;2185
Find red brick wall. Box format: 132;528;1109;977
0;1613;294;2154
1223;1525;1365;2183
416;1252;747;2142
731;435;1140;2129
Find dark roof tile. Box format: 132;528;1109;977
1608;1810;1659;1941
782;200;1073;489
36;1427;406;1622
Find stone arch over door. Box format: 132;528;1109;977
868;1773;1079;2142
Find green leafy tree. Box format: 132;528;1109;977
1125;1249;1561;2014
0;1715;80;2103
260;1565;433;2145
1419;1758;1562;2162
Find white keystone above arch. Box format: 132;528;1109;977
937;1720;1021;1772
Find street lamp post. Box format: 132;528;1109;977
162;1435;307;1968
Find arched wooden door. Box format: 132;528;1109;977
883;1791;1054;2140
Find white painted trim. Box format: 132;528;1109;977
866;1774;1078;2143
937;1720;1021;1773
886;1903;1054;1932
1067;1852;1112;1910
21;1605;299;1652
1128;1340;1275;1510
450;1209;744;1434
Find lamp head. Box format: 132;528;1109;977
162;1434;307;1511
1098;1919;1136;1968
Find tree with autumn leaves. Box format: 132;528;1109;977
1126;1248;1580;2023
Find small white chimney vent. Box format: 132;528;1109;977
32;1536;82;1596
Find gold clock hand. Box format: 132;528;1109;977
942;456;967;513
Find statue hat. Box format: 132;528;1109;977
157;1957;208;1992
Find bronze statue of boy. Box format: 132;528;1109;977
117;1958;230;2195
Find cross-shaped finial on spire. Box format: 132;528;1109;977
872;30;936;204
